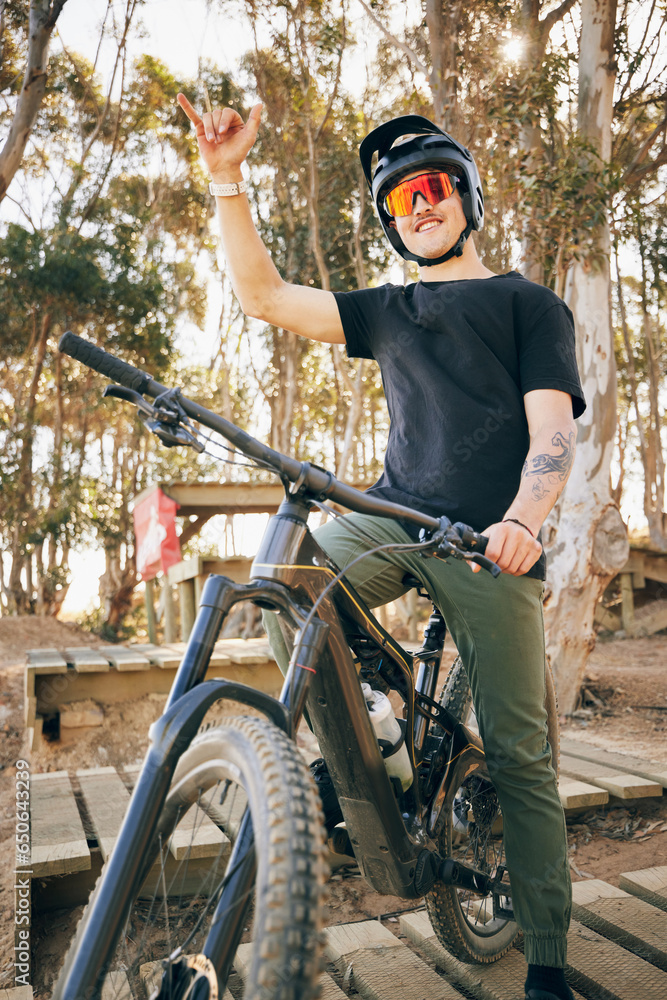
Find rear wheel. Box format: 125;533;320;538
440;655;560;774
425;745;519;963
425;656;560;963
54;717;328;1000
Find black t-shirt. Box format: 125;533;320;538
333;271;586;580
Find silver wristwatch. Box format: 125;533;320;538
209;180;248;197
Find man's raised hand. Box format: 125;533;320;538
177;94;262;179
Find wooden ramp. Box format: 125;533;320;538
571;879;667;971
620;865;667;912
399;892;667;1000
34;843;667;1000
24;638;281;749
559;752;663;799
561;737;667;788
30;765;229;911
399;911;586;1000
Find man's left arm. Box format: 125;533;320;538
472;389;577;576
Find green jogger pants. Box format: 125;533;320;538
263;512;571;966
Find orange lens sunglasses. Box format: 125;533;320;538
383;170;458;218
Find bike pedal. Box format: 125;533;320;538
493;893;515;920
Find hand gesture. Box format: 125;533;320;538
177;93;262;179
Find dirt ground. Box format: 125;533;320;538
1;616;666;993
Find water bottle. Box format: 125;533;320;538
361;683;413;790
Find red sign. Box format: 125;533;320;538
133;488;181;581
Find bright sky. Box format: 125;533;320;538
57;0;245;84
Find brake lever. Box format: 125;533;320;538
143;417;206;452
419;517;501;577
103;384;155;418
467;552;502;578
103;384;205;453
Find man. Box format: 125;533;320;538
178;93;584;1000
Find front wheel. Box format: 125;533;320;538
53;716;328;1000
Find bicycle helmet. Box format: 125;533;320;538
359;114;484;267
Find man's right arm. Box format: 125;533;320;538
177;95;345;345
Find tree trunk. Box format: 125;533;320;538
0;0;67;202
6;311;51;613
517;0;579;282
518;2;547;283
637;225;666;550
425;0;461;129
543;0;628;713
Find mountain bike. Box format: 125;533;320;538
52;332;559;1000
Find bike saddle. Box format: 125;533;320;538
401;572;433;601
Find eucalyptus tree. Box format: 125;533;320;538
0;42;231;622
0;0;70;202
238;0;391;477
613;197;667;549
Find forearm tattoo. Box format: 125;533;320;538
522;431;575;503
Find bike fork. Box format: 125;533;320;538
194;616;329;994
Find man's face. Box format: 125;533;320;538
388;169;467;260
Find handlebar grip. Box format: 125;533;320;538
58;332;154;395
452;522;488;555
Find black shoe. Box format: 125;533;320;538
309;757;344;831
525;964;574;1000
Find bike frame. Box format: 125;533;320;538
56;494;486;1000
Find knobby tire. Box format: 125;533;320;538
52;716;328;1000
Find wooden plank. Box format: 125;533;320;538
595;604;622;631
558;777;609;810
130;644;181;668
236;942;346;1000
65;647;110;672
25;695;37;728
624;550;667;586
124;764;231;863
32;849;104;911
325;919;461;1000
24;664;36;723
30;771;90;877
215;637;275;665
620;866;667;913
77;766;131;861
0;988;33;1000
26;649;68;672
620;573;636;633
165;642;232;668
168;802;229;861
561;738;667;788
400;911;585;1000
559;753;662;799
25;715;43;751
100;970;132;1000
565;919;667;999
632;601;667;638
96;645;151;671
572;879;667;971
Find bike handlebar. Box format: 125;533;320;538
58;332;493;564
